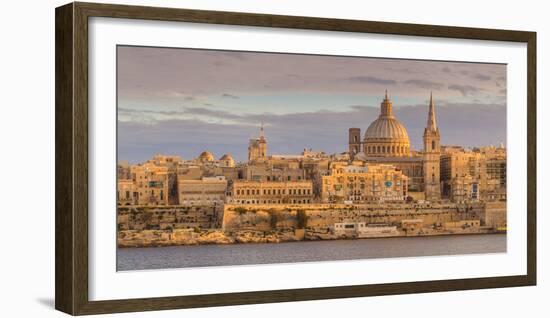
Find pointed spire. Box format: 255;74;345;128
426;92;437;131
385;89;388;100
259;122;265;140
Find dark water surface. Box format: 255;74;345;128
117;234;506;271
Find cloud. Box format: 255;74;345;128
182;107;243;120
346;76;397;85
119;107;183;116
448;84;481;96
118;106;244;122
117;46;505;101
222;93;240;99
403;79;444;90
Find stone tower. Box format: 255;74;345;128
348;128;361;157
423;92;441;200
248;123;267;162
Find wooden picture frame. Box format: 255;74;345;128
55;1;536;315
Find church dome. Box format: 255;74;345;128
198;151;214;162
219;154;233;161
364;117;409;141
363;91;411;157
219;154;235;167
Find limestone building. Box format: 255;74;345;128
320;162;408;203
117;179;137;205
440;146;506;202
121;163;171;206
229;180;314;204
178;176;228;206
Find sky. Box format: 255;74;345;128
117;45;506;163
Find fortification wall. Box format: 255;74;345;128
116;202;505;233
117;205;223;231
222;202;493;231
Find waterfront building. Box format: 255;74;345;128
117;179;137;205
320;162;408;203
229;180;314;204
177;176;228;206
128;163;171;205
440;145;506;202
333;222;399;238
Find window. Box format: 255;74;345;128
432;140;436;150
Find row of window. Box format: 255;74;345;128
181;199;224;205
265;175;303;181
117;190;164;200
234;199;312;204
235;188;312;196
366;144;409;154
180;195;225;200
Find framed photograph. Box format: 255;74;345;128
55;2;536;315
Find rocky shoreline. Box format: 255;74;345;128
117;227;500;248
117;229;304;248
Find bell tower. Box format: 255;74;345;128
423;92;441;200
248;123;267;162
348;128;361;158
